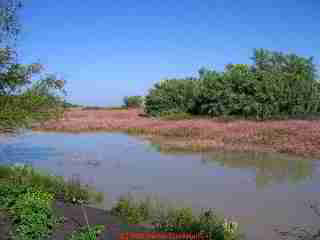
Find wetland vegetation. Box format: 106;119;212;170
0;1;319;240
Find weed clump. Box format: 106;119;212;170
111;195;240;240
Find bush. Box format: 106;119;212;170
110;196;240;240
144;49;320;120
0;164;103;204
111;194;152;224
144;78;199;116
69;225;104;240
123;96;144;108
10;189;58;240
152;208;239;240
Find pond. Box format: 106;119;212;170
0;131;319;240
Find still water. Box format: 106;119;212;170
0;131;319;240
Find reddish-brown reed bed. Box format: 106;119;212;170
37;108;320;158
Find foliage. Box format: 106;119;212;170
0;165;105;239
68;225;104;240
111;194;152;224
144;78;199;117
0;63;66;131
152;208;239;240
145;49;320;120
0;180;58;240
111;196;240;240
123;95;144;108
0;164;103;204
63;100;82;108
10;189;58;240
160;112;193;120
0;1;66;132
0;0;21;43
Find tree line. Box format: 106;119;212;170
144;49;320;120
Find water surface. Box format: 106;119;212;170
0;132;319;240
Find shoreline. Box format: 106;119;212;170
0;200;149;240
36;108;320;158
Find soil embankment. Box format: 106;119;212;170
0;201;148;240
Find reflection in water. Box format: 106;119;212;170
200;151;314;188
0;143;62;165
0;132;319;240
147;142;316;188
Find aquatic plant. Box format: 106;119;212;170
39;108;320;157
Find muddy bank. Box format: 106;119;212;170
37;108;320;158
0;201;148;240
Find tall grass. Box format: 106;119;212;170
0;164;103;204
111;194;241;240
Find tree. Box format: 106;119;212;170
0;1;66;131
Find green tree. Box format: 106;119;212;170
145;49;320;120
0;1;66;131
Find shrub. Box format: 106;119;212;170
0;164;102;204
69;225;104;240
111;194;152;224
111;196;240;240
152;208;239;240
145;49;320;120
10;189;58;240
144;78;199;116
123;96;144;108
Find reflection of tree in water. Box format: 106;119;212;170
201;151;315;188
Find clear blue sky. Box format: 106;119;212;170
18;0;320;106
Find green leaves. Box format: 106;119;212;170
69;225;105;240
0;183;58;240
145;78;199;116
123;95;144;108
145;49;320;120
152;208;239;240
111;195;151;224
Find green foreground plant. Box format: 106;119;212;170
111;195;241;240
0;164;104;240
111;194;152;224
68;225;104;240
0;181;59;240
0;164;103;204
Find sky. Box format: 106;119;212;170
18;0;320;106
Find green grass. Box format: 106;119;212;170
0;164;104;240
0;181;59;240
111;195;241;240
111;194;153;224
68;225;105;240
160;112;193;121
0;164;103;204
